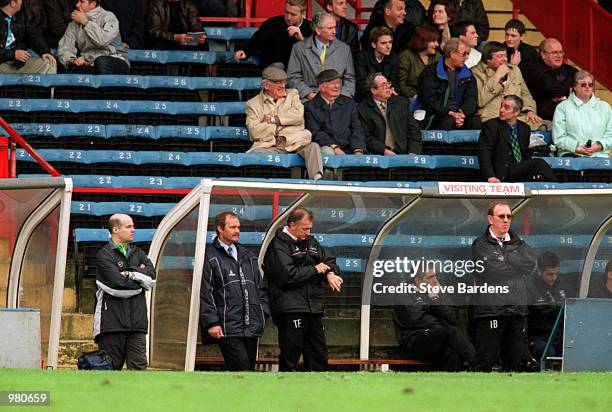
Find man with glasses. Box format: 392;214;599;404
523;38;577;122
358;72;422;155
417;37;480;130
471;201;536;372
246;65;324;180
478;95;556;183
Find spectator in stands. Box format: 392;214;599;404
588;259;612;298
324;0;359;55
44;0;77;49
526;251;573;361
445;0;488;42
95;214;156;370
472;41;541;129
200;212;270;371
146;0;207;50
503;19;538;74
417;38;480;131
58;0;130;74
194;0;240;17
360;0;415;54
451;21;480;68
353;26;399;102
369;0;427;28
287;12;355;102
393;269;475;371
471;201;536;372
478;95;556;183
398;25;441;99
552;70;612;158
358;73;422;155
102;0;145;49
234;0;311;69
304;69;366;157
0;0;57;74
523;38;577;122
22;0;44;33
263;207;342;371
246;65;324;180
426;0;458;51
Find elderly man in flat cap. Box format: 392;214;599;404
246;65;324;180
304;69;366;157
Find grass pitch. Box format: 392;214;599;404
1;369;610;411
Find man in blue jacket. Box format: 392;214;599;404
200;212;270;371
304;69;366;157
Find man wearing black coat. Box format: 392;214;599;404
471;201;537;372
304;69;366;156
526;251;574;361
478;95;557;183
233;0;312;68
353;26;399;102
102;0;145;49
393;270;475;371
263;208;343;371
445;0;489;42
95;214;156;370
324;0;359;55
360;0;414;54
417;38;480;130
358;73;422;155
43;0;76;48
200;212;270;371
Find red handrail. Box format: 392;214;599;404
512;0;611;90
0;117;61;178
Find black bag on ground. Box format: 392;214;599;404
77;350;113;370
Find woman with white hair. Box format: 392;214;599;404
552;71;612;157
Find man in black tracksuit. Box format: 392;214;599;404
526;251;574;361
95;214;156;370
200;212;270;371
471;201;536;372
263;207;343;371
393;270;475;371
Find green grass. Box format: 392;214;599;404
1;369;610;411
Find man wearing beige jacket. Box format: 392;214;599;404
246;65;324;180
472;41;542;130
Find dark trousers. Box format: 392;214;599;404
274;313;328;371
430;113;482;131
97;332;148;370
473;316;526;372
529;335;562;361
507;159;557;182
218;337;258;371
61;56;130;75
403;326;475;371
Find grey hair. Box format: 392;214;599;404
502;94;524;113
366;72;384;90
312;11;335;29
574;70;593;85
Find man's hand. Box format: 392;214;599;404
383;149;396;155
326;272;343;293
71;56;88;66
449;110;465;128
234;50;247;61
315;262;330;274
208;325;224;339
510;50;521;66
42;53;57;67
173;33;193;44
487;177;501;183
287;26;304;41
71;9;88;25
198;33;207;45
524;110;541;125
305;92;317;101
353;149;364;155
494;64;511;82
14;50;31;63
333;147;346;155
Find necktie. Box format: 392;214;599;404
4;17;15;50
320;44;327;69
380;101;386;113
510;125;522;162
229;245;237;261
